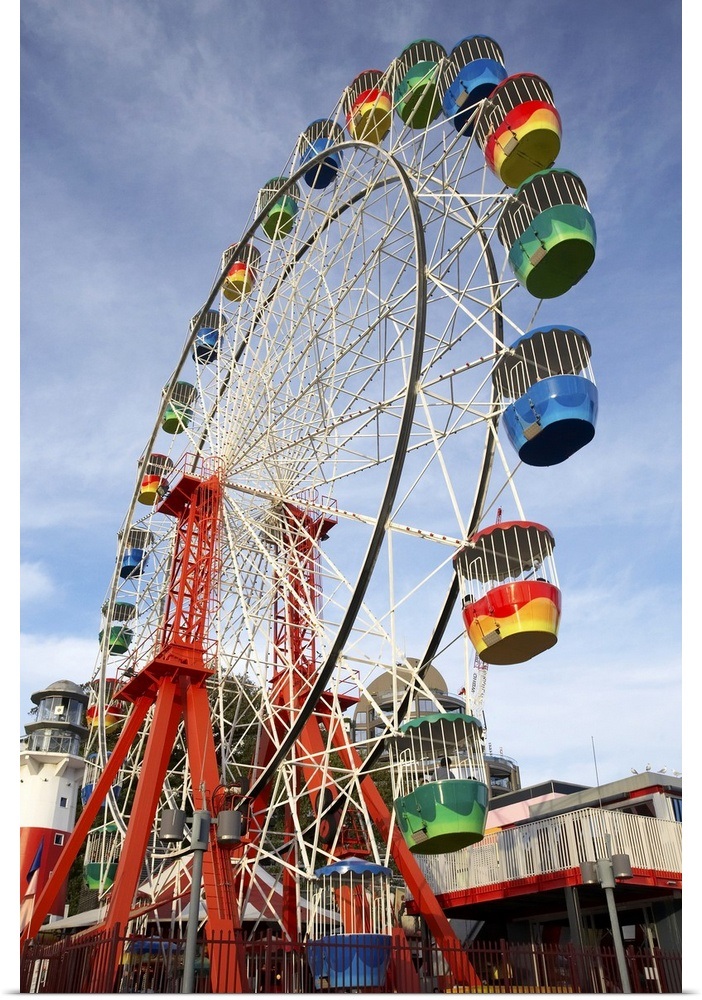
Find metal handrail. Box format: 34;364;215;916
414;807;682;897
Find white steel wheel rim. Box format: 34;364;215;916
85;119;540;917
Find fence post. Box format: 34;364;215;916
19;937;34;994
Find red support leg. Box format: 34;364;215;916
100;679;184;939
182;679;249;993
82;680;184;991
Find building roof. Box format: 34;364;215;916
488;779;586;810
527;771;682;820
31;679;89;705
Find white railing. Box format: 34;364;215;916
415;807;682;898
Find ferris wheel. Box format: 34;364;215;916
27;34;599;985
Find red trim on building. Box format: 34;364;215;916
405;866;683;913
20;826;68;917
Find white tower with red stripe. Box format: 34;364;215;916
20;680;88;928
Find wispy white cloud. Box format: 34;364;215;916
20;562;56;603
482;629;682;787
20;0;683;789
19;632;97;726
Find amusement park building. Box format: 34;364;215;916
351;664;682;957
351;661;465;746
406;769;682;957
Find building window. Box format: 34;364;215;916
54;833;64;846
37;696;84;727
59;797;68;808
417;699;434;715
491;776;511;789
355;729;366;741
355;711;367;724
27;730;81;755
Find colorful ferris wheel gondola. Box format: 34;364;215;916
161;380;197;435
497;168;596;299
98;600;136;656
221;242;262;302
392;38;447;128
118;525;153;579
343;69;392;144
475;72;561;188
390;712;489;855
306;859;394;991
441;35;507;135
298;119;345;189
83;820;120;892
494;325;598;466
81;753;123;805
454;520;561;665
257;177;300;240
137;453;173;506
85;675;129;729
191;308;225;362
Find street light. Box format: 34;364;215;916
160;808;211;994
159;806;241;993
580;839;633;994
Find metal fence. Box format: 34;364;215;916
20;927;682;993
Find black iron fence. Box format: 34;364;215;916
20;927;682;994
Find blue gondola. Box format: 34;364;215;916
299;119;344;189
305;859;394;990
119;526;152;579
81;753;122;806
191;309;224;363
442;35;507;134
494;325;597;466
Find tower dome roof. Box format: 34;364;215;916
31;679;89;706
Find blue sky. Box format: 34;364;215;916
19;0;684;790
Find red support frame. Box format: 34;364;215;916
24;482;480;990
245;499;482;988
21;464;249;992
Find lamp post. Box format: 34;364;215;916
159;808;210;994
580;838;633;994
181;811;210;994
159;802;242;993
